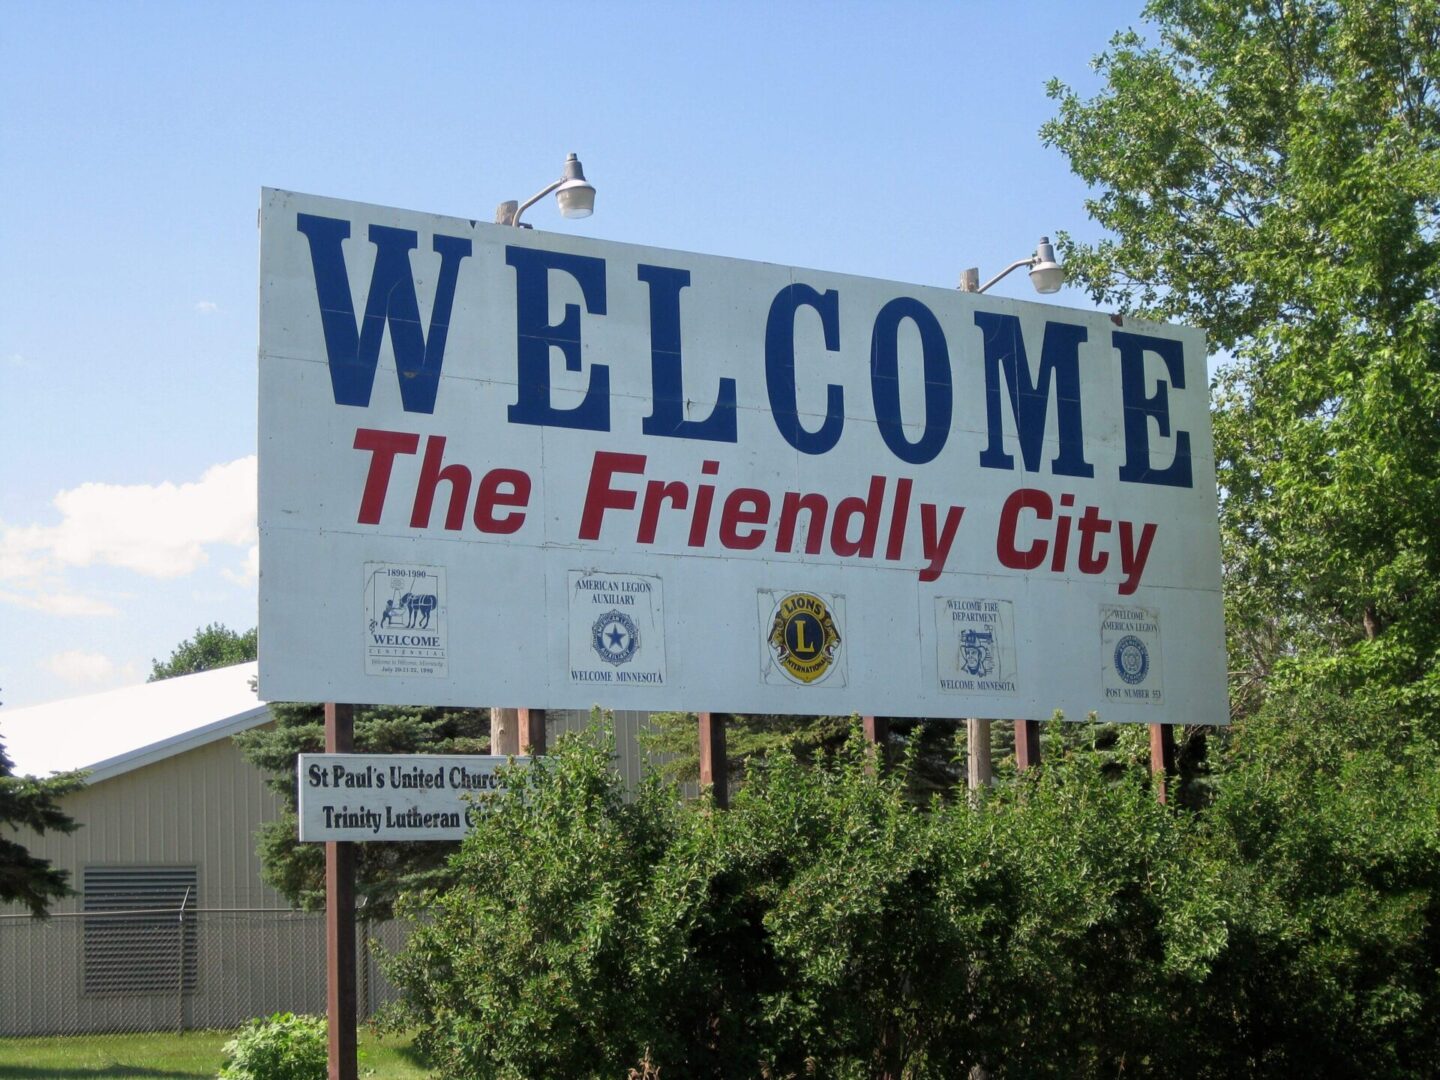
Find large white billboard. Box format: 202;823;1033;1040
259;188;1226;723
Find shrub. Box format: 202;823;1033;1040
387;709;1440;1078
218;1012;327;1080
387;720;1207;1078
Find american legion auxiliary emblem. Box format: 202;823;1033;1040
767;592;842;685
592;610;640;666
568;570;668;687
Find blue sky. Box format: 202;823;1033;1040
1;0;1151;710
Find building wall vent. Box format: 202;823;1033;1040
82;866;199;996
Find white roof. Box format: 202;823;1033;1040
2;662;268;783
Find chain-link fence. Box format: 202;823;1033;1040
0;908;408;1037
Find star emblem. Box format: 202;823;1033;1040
591;609;640;666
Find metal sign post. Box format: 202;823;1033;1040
967;718;993;790
308;724;526;1078
323;703;357;1080
1015;718;1042;773
862;715;889;772
518;708;547;755
698;713;728;809
1150;723;1176;803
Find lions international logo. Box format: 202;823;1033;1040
1113;635;1149;685
592;610;640;666
767;593;842;685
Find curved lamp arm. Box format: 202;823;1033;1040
496;153;595;228
975;256;1039;294
507;178;564;228
959;237;1064;296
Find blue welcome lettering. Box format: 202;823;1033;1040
974;313;1093;478
870;297;951;465
637;264;736;442
765;284;844;455
505;246;610;432
295;213;472;414
1114;330;1193;488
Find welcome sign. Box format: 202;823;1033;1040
258;189;1226;723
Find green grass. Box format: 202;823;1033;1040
0;1028;429;1079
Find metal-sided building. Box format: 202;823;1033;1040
0;664;651;1036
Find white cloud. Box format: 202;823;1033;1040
3;353;24;367
222;544;260;586
194;300;219;314
0;588;119;617
43;649;124;685
0;541;50;582
0;457;257;614
12;457;256;578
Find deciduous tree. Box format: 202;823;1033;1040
150;623;258;681
1042;0;1440;715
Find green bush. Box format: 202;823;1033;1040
384;709;1440;1079
218;1012;327;1080
386;720;1219;1077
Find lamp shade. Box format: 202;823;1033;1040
1028;237;1064;294
555;152;595;218
556;177;595;218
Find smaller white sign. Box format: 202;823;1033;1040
567;570;668;688
758;590;847;687
297;754;521;842
364;563;448;678
935;597;1019;695
1100;605;1164;705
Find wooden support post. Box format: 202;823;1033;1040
1014;718;1041;772
697;712;728;809
518;708;547;755
490;707;519;756
1150;723;1176;804
966;718;992;791
862;715;889;772
323;703;357;1080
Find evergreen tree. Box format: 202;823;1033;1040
0;728;83;917
640;712;974;801
639;711;854;787
234;701;489;920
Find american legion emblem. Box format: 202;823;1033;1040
592;609;641;666
1113;634;1150;686
767;592;842;685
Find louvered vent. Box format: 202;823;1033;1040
83;866;198;996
